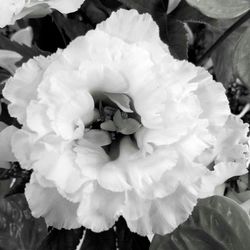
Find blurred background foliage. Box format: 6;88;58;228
0;0;250;249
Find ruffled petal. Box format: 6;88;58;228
37;66;94;140
194;69;230;128
75;141;109;180
122;190;151;221
11;129;37;169
77;185;124;232
26;173;80;229
97;9;164;48
126;184;199;235
26;100;52;137
3;53;61;123
214;115;249;163
200;162;248;198
0;125;18;162
30;138;86;193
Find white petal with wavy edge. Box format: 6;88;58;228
97;9;163;46
26;173;81;229
0;125;17;162
77;184;124;232
200;162;248;198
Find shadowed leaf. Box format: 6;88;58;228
37;228;84;250
80;229;116;250
167;18;188;59
150;196;250;250
185;0;250;19
233;27;250;88
0;194;47;250
0;34;50;65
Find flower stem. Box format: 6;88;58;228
196;10;250;66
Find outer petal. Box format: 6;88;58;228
3;53;61;123
200;162;248;198
38;69;94;139
12;130;86;193
214;115;249;163
97;9;168;52
126;184;199;235
77;184;124;232
0;125;18;162
29;137;86;193
26;173;80;229
11;129;37;169
194;68;230;128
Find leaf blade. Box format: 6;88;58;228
150;196;250;250
185;0;250;19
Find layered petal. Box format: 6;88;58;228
26;173;80;229
77;184;124;232
0;125;18;162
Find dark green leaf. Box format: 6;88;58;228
0;179;12;198
233;27;250;88
211;25;247;87
83;0;112;25
0;163;30;181
0;69;10;84
80;229;116;250
116;217;150;250
100;0;122;9
117;0;167;16
0;34;50;65
5;177;30;197
77;217;149;250
0;194;47;250
150;196;250;250
170;1;217;26
167;18;188;59
185;0;250;19
37;228;83;250
52;12;92;41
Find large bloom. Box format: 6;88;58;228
0;0;85;28
2;9;249;235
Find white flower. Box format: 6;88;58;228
0;0;85;28
1;9;249;235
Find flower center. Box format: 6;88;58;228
87;93;141;160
